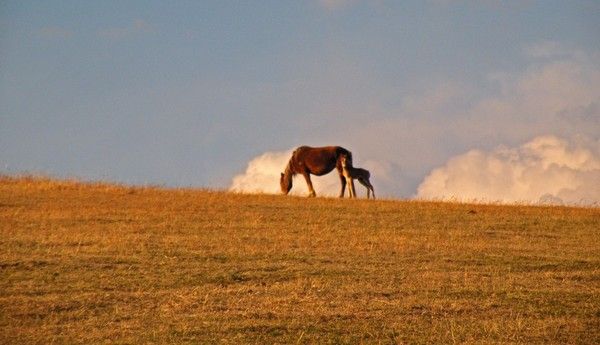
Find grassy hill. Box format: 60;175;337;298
1;176;599;344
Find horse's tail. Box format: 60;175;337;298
337;147;352;165
335;147;353;171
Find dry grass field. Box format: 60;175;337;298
1;176;599;344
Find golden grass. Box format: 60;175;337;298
1;175;599;344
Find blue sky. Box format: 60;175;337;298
1;1;599;199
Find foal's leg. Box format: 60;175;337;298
358;178;375;199
347;177;356;198
302;172;316;197
357;178;369;199
338;173;347;198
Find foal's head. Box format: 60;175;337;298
340;154;352;168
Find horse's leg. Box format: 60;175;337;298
302;172;316;197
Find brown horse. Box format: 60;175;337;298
280;146;352;197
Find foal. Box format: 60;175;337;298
340;155;375;199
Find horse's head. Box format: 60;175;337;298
280;172;292;195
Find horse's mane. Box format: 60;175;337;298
284;159;294;176
283;150;297;177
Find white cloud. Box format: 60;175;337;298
229;149;293;195
417;135;600;206
463;51;600;145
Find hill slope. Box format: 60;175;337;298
1;176;599;344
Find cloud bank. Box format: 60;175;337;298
229;42;599;205
417;135;600;206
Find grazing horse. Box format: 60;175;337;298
341;154;375;199
280;146;352;197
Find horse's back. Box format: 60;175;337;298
292;145;350;176
297;145;350;156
